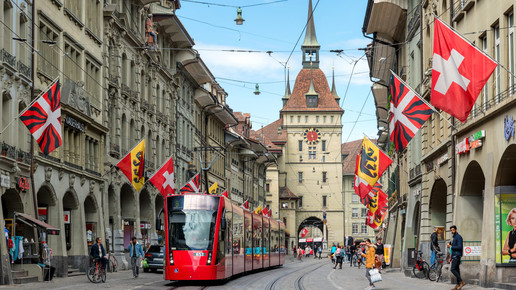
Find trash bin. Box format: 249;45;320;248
407;248;416;267
40;264;56;281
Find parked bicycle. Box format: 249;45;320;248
428;252;446;281
87;258;106;283
412;250;430;279
107;252;118;273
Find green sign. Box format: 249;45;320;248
471;130;485;141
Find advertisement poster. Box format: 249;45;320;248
384;244;392;265
495;192;516;265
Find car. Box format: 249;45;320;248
143;245;164;273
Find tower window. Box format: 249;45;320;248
306;95;318;108
322;171;327;183
322;140;326;151
298;140;303;151
323;195;327;207
298;172;303;183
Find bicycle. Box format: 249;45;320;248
428;252;446;281
107;252;118;273
87;258;106;283
412;250;430;279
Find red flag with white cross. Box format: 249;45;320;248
149;156;175;198
431;17;497;123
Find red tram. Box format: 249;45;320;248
162;194;285;281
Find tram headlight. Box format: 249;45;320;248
207;251;212;265
169;251;174;265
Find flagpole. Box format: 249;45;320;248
0;77;59;136
390;70;456;130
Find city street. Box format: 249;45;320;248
3;256;493;290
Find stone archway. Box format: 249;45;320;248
63;191;80;254
139;189;152;247
457;161;485;241
297;217;324;249
495;144;516;186
120;183;136;248
429;179;447;227
84;195;99;251
2;189;25;240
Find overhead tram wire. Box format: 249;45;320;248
344;89;372;144
285;0;321;67
181;0;288;8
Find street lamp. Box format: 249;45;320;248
234;7;245;25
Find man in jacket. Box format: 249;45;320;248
90;237;107;271
127;237;145;278
447;225;465;290
430;227;441;266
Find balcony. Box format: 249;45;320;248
17;61;31;78
121;83;131;98
141;101;149;112
1;142;16;159
453;0;474;22
108;73;119;87
109;142;120;158
1;48;16;69
365;0;407;43
17;149;31;164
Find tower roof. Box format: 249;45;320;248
302;0;320;48
331;68;340;101
281;68;343;112
282;67;292;101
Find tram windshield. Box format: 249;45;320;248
167;195;219;251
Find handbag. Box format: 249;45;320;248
369;268;382;283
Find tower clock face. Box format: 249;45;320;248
304;128;321;144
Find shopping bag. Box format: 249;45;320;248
369;268;382;283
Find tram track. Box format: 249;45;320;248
265;260;327;290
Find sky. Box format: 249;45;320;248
175;0;377;143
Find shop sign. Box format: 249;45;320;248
298;238;306;243
64;211;70;224
470;139;482;150
17;177;29;192
306;238;313;243
463;246;481;257
65;116;85;132
505;114;515;141
0;174;10;188
455;137;469;155
437;153;448;165
140;223;151;229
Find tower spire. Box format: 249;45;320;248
282;67;291;106
331;67;340;102
301;0;320;69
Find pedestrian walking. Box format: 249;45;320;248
333;246;342;269
349;243;356;266
448;225;465;290
314;245;318;259
375;238;384;271
330;243;336;264
318;245;322;259
430;227;441;266
362;239;376;290
293;246;297;257
298;247;303;261
127;237;145;278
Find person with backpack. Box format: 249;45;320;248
333;245;342;269
330;243;337;264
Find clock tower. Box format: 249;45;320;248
259;0;344;251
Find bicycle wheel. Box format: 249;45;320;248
428;265;437;281
435;263;443;282
101;269;106;283
87;266;98;283
413;261;430;279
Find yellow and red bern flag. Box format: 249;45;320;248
117;139;145;191
354;137;392;199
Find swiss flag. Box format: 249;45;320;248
148;156;175;198
431;17;497;123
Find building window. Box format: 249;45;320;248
322;171;327;183
322;195;327;207
352;195;360;203
495;24;501;102
322;155;325;162
308;146;316;159
298;116;301;123
64;41;81;83
290;116;294;123
283;217;287;226
299;140;303;151
322;140;326;151
352;208;358;218
323;116;326;123
305;116;308;123
266;183;270;193
298;172;303;183
352;223;358;234
361;208;368;218
39;22;59;79
306;95;318;107
86;59;100;108
299;196;303;208
331;116;334;123
316;116;319;123
281;202;288;208
361;223;368;234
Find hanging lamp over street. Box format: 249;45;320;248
254;83;260;95
234;7;245;25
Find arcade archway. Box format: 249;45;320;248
457;161;485;241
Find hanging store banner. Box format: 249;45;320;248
495;188;516;265
1;174;10;188
64;211;70;224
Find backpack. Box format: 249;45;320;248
8;238;13;249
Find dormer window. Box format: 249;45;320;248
306;94;318;108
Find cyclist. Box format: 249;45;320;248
90;237;107;271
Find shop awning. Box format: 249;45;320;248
14;212;60;235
